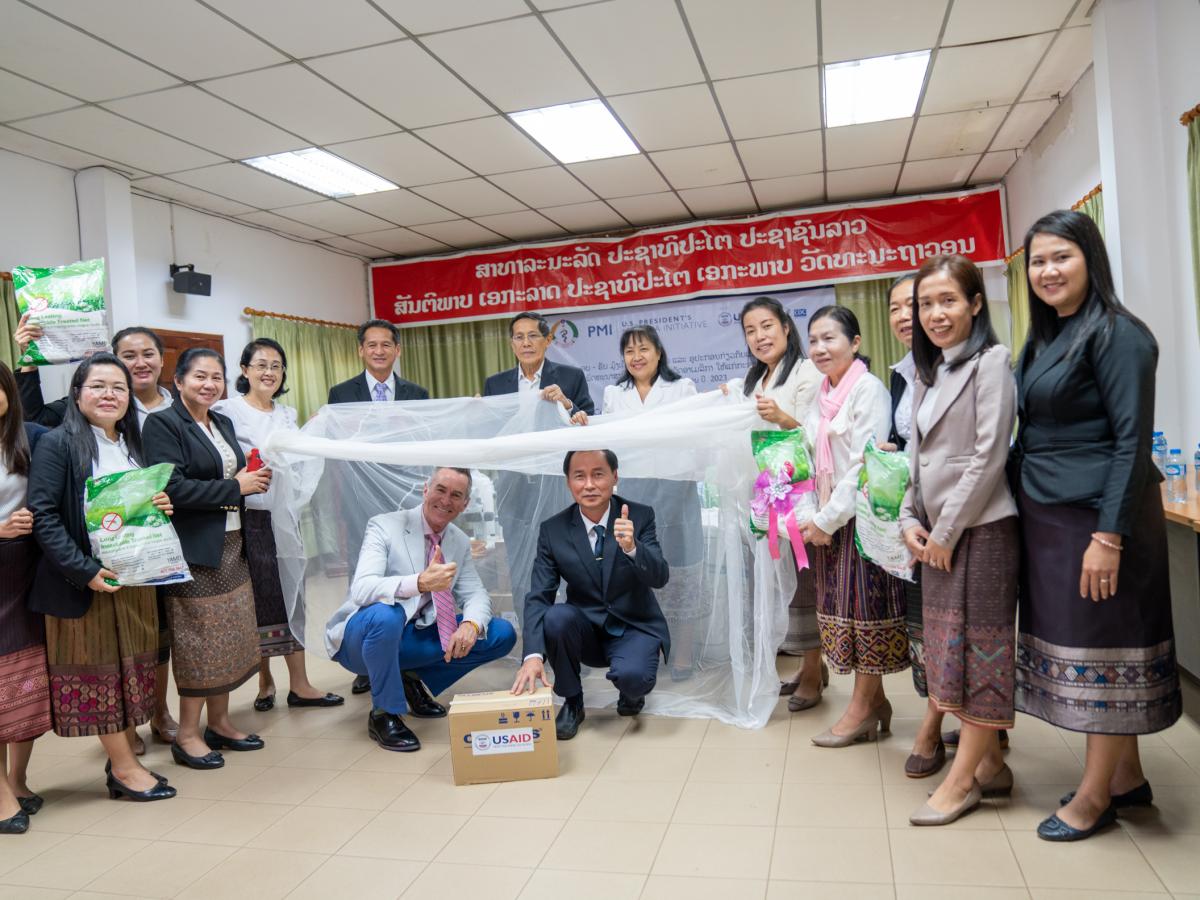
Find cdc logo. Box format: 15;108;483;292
717;311;736;327
791;308;809;319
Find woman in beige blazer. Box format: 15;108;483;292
899;255;1019;826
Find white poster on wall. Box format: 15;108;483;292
544;287;835;410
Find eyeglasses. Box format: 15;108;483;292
248;363;284;373
511;332;545;345
82;383;129;397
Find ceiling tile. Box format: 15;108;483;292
751;173;825;210
104;87;305;160
319;236;395;258
897;155;980;193
1067;2;1095;27
825;118;912;170
411;178;527;217
204;64;396;145
540;201;628;234
424;17;593;111
0;124;132;174
472;210;568;241
202;0;401;58
737;131;823;180
17;107;222;173
172;162;325;209
1024;26;1092;101
546;0;703;95
408;219;507;249
130;176;256;216
371;0;531;34
417;117;552;174
826;163;900;201
341;189;458;226
566;155;669;198
677;182;757;217
607;192;690;226
327;133;470;187
713;69;821;140
308;41;493;129
267;200;394;234
32;0;285;81
236;210;337;241
0;71;79;122
943;0;1076;45
348;227;451;256
822;0;946;63
0;0;179;100
907;108;1007;160
489;167;597;208
681;0;817;78
969;149;1018;184
649;143;744;189
921;34;1054;115
531;0;592;7
609;85;727;152
990;99;1059;150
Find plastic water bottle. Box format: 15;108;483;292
1165;449;1187;503
1152;432;1168;475
1194;443;1200;494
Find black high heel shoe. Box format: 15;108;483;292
105;759;168;785
0;810;29;834
16;794;43;816
203;727;264;752
171;741;224;770
106;771;177;802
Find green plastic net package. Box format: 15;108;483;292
85;463;191;587
750;429;817;569
13;257;109;366
854;439;914;582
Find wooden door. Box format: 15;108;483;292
155;329;228;398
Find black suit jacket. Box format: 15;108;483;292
327;371;429;404
1011;313;1160;535
888;367;908;451
16;369;68;428
141;400;244;569
482;359;595;415
523;495;670;661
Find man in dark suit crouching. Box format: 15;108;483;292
511;449;670;740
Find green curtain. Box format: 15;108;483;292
1077;189;1105;236
399;318;511;399
1187;115;1200;345
0;277;20;373
1006;253;1030;363
834;278;907;377
250;314;361;422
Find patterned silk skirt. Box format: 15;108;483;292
163;530;260;697
904;573;927;697
45;586;157;737
781;561;820;654
921;518;1019;728
1015;484;1182;734
0;537;51;742
244;509;303;657
814;522;910;675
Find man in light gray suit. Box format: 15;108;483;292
326;467;517;752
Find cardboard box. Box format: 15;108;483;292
448;686;558;786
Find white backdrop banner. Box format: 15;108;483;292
544;287;835;409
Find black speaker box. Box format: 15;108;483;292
172;269;211;296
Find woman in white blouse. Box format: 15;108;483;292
800;306;910;746
214;339;341;712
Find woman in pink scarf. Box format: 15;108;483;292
800;307;910;747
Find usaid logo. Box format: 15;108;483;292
717;311;737;326
465;727;540;756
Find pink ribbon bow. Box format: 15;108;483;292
751;461;815;570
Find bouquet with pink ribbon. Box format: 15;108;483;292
750;429;817;570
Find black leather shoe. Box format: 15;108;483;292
368;710;420;752
0;810;29;834
402;672;447;718
616;694;645;717
1037;804;1118;841
106;759;168;785
107;772;177;802
556;697;585;740
351;674;372;694
171;742;224;770
16;794;43;816
287;691;345;708
1060;780;1153;808
203;727;264;752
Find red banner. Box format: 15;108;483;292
371;187;1006;326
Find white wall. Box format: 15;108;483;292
0;149;80;271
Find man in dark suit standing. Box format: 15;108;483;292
511;449;670;740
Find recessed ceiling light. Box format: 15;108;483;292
509;99;638;164
823;50;931;128
242;148;397;198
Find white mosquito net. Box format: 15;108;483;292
262;389;795;728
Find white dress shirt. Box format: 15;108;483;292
602;376;696;414
197;421;240;531
0;464;26;521
212;394;298;511
368;372;391;401
134;386;173;428
890;352;916;443
915;341;971;436
517;364;544;403
90;426;138;478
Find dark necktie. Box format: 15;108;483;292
592;524;606;561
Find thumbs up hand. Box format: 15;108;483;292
614;503;636;554
418;543;458;593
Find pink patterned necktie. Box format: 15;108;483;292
426;532;457;652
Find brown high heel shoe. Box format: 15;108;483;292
811;699;892;748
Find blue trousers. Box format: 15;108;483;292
543;602;661;702
334;604;516;715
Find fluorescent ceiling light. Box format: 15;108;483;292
509;99;638;164
242;148;397;198
823;50;931;128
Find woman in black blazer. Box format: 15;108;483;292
1011;210;1181;841
29;354;175;803
142;348;271;771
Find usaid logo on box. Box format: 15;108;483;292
467;727;541;755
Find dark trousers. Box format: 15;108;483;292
543;603;661;702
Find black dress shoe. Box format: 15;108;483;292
203;727;264;752
367;710;420;752
1037;804;1118;841
106;759;168;785
253;691;276;712
16;794;43;816
1060;780;1153;808
0;810;29;834
287;691;345;708
616;693;645;717
107;772;177;802
171;742;225;770
351;674;372;694
556;697;585;740
402;673;447;718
